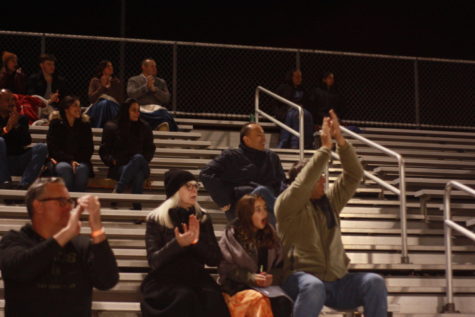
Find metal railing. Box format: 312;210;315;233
255;86;304;161
442;180;475;313
337;126;410;263
255;86;409;262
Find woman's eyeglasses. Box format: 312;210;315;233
38;197;77;207
184;182;201;191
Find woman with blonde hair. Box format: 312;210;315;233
140;169;230;317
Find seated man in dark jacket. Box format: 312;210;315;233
200;123;286;222
0;89;48;189
0;177;119;317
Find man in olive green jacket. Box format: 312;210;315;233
275;110;387;317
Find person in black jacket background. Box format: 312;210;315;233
99;98;156;210
47;96;94;192
309;71;344;125
200;123;286;223
141;169;230;317
27;54;66;107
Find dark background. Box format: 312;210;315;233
2;1;475;60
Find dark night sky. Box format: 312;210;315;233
2;1;475;60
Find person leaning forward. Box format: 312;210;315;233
0;177;119;317
276;110;388;317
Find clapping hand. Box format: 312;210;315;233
254;272;273;287
174;214;200;247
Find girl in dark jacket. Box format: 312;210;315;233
99;98;156;209
46;96;93;192
218;194;292;317
141;169;230;317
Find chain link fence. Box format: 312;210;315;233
1;31;474;129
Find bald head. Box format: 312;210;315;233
0;89;14;115
240;123;266;151
141;58;157;76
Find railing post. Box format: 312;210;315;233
442;182;456;313
398;158;410;263
254;88;260;123
298;107;304;161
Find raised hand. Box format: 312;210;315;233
254;273;273;287
328;109;346;147
174;215;200;247
77;195;102;232
320;117;332;149
54;203;84;246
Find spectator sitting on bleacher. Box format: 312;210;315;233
86;60;124;128
47;96;94;192
27;54;66;117
126;58;178;131
218;194;293;317
141;169;230;317
99;98;156;210
200;122;286;223
0;51;27;94
0;89;48;189
276;110;387;317
0;177;119;316
274;68;314;149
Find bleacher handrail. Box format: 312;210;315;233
442;180;475;313
254;86;304;161
335;126;409;263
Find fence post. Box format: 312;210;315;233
172;43;177;112
414;59;420;128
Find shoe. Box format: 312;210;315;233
156;122;169;131
0;181;14;189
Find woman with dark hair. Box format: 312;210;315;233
86;60;124;128
99;98;155;210
141;168;230;317
309;71;344;125
274;68;314;149
46;96;94;192
218;194;292;317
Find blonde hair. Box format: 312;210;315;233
146;191;202;228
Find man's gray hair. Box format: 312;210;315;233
25;177;65;219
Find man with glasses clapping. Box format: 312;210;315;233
0;177;119;317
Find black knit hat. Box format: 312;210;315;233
164;169;196;198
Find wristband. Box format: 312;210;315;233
91;227;105;238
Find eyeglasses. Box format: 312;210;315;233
184;182;201;191
38;197;77;207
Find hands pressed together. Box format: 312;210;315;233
254;272;273;287
320;109;346;150
54;195;104;246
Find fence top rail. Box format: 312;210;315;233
2;30;475;64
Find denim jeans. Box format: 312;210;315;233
225;185;277;225
0;138;48;186
282;271;388;317
55;162;89;192
140;108;178;131
278;108;314;149
116;154;150;194
87;99;120;128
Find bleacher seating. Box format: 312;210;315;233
1;117;475;316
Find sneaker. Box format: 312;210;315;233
156;122;169;131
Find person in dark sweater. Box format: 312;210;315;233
99;98;156;210
27;54;66;107
309;72;345;125
0;89;48;189
0;177;119;317
274;68;314;149
200;123;286;222
47;96;94;192
141;169;230;317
